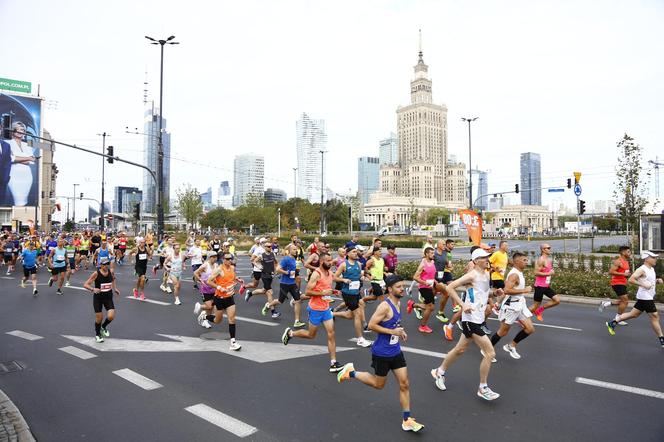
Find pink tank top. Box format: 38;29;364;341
534;257;553;288
418;260;436;288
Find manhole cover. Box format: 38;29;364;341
0;361;25;374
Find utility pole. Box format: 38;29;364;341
277;207;281;237
72;183;79;225
96;132;109;230
319;150;326;234
292;167;297;198
461;117;478;209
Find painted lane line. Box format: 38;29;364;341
124;296;172;306
487;317;582;331
236;316;279;327
66;286;88;291
185;403;257;438
6;330;43;341
348;338;446;358
58;346;97;360
112;368;163;391
575;377;664;400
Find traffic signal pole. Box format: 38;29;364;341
577;194;581;256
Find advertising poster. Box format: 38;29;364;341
0;92;42;207
458;209;483;246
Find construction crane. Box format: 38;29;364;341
649;157;663;198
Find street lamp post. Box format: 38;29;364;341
96;132;109;229
72;183;79;224
277;207;281;237
292;167;297;198
461;117;478;209
319;150;326;234
146;35;179;240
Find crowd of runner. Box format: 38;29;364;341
1;229;662;433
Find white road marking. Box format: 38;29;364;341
575;377;664;400
487;317;582;331
348;338;446;358
0;276;14;280
6;330;43;341
236;316;278;327
66;286;88;291
113;368;163;390
124;296;171;306
185;403;257;438
58;346;97;360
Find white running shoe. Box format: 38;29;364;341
65;281;71;287
20;280;25;288
290;298;295;308
430;368;446;391
480;349;497;363
174;297;181;305
194;302;201;315
618;321;628;326
356;337;372;348
477;386;500;401
203;320;212;329
159;284;166;292
197;311;207;326
502;344;521;359
229;340;242;351
166;286;173;294
599;300;611;313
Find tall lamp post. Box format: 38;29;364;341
461;117;478;209
146;35;179;240
319;150;326;234
96;132;109;229
292;167;298;198
72;183;79;224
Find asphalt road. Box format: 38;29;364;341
0;253;662;442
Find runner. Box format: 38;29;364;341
336;274;424;433
244;238;267;292
281;252;345;372
83;257;120;343
64;237;77;287
209;234;222;255
606;251;664;348
187;239;204;289
304;241;321;281
145;230;155;254
422;235;434;252
430;248;502;401
362;247;386;304
194;251;219;329
115;232;128;265
262;244;306;327
19;240;39;296
384;244;398;277
433;240;452;323
599;246;632;324
164;243;185;305
490;251;535;359
77;233;90;270
205;253;243;351
93;238;112;271
2;234;15;275
130;238;150;301
333;247;372;347
530;244;560;321
47;238;68;295
488;240;509;317
406;247;439;333
89;231;102;260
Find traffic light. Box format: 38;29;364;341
567;178;572;189
107;145;114;163
578;199;586;215
515;184;519;194
134;203;141;220
1;114;11;139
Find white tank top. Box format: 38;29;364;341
636;265;656;301
462;269;491;324
504;268;527;307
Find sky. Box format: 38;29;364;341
1;0;663;222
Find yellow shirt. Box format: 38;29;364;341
489;250;508;281
200;240;209;252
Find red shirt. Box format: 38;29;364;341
611;257;629;286
309;268;332;311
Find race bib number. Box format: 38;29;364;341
349;281;360;290
66;252;75;258
213;244;220;250
437;271;444;279
5;247;12;253
138;254;147;260
389;334;399;345
289;271;296;278
100;283;112;292
545;276;551;285
55;257;64;262
426;279;435;286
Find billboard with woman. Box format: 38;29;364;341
0;92;42;207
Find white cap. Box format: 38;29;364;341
227;237;234;241
471;248;491;261
259;237;267;243
223;241;230;246
254;236;260;242
355;245;365;251
641;250;659;259
207;251;218;258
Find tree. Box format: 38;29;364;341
613;134;650;230
424;208;450;225
176;184;203;230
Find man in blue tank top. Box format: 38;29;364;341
336;275;424;433
48;238;68;295
333;247;372;348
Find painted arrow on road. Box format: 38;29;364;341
63;334;355;363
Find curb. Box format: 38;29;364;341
0;389;35;442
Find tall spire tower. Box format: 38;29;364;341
411;29;433;104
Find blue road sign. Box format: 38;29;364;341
548;188;565;193
574;183;582;196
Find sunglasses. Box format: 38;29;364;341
543;247;551;249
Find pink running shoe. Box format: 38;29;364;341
133;288;139;298
140;292;146;301
418;325;433;334
535;306;544;321
407;299;414;314
239;284;246;295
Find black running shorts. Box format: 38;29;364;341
135;265;147;277
371;352;407;377
461;321;486;338
278;283;300;303
611;284;627;297
634;299;657;313
342;293;361;311
534;286;555;302
93;292;115;313
418;287;435;304
213;296;235;311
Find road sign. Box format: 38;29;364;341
574;184;582;196
574;171;582;183
548;188;565;193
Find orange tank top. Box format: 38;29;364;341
611;257;629;286
309;268;333;311
214;266;236;298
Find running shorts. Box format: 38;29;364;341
498;300;532;325
135;265;147;277
159;256;166;266
23;266;37;278
278;283;300;303
51;266;67;275
261;276;273;291
461;321;486;338
634;299;657;313
611;284;627;297
418;287;435;304
79;250;89;256
371;282;385;297
342;293;361;311
491;279;505;289
442;272;454;284
93;292;115;313
201;292;215;303
213;296;235;310
533;286;555;302
252;271;262;281
371;352;407;377
3;254;12;263
307;307;333;326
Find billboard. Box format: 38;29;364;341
0;92;42;207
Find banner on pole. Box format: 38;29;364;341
458;209;483;246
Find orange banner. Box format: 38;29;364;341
26;219;35;236
458;209;483;246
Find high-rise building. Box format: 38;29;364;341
217;180;232;209
358;157;380;204
470;169;488;210
520;152;541;205
142;102;171;213
264;188;287;204
113;186;141;214
488;195;504;211
218;181;230;196
121;190;143;216
445;160;467;205
379;132;398;166
296;113;327;204
233;154;264;207
200;187;213;209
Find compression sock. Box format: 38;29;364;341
490;333;502;346
95;322;101;336
229;323;236;339
513;330;530;343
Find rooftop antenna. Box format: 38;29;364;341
143;70;149;105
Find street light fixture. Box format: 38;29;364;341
145;35;179;240
461;117;478;209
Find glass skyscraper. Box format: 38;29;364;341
379;132;398;166
296;113;327;204
142;103;171;213
233;154;264;207
520;152;541;205
358;157;380;204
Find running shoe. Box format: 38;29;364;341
166;286;173;294
443;324;453;341
197;311;207;326
430;369;446;391
65;281;71;288
337;363;355;383
598;300;611;313
363;324;372;333
95;335;104;343
56;289;63;296
477;386;500;401
605;321;616;336
659;336;664;348
271;311;281;319
229;340;242;351
261;302;270;316
100;327;110;338
329;361;344;373
282;327;292;345
159;284;166;292
435;312;449;323
5;270;9;275
239;284;246;295
418;325;433;334
290;298;295;307
414;308;423;320
293;320;306;328
133;288;139;298
480;349;497;363
48;278;54;287
140;292;146;301
194;302;201;315
535;306;544;321
401;417;424;433
244;290;253;302
503;344;521;359
33;289;38;297
174;297;181;305
406;299;415;314
617;321;628;326
203;320;212;329
452;303;461;313
356;337;372;348
20;280;25;288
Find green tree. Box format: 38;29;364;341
594;216;621;232
200;207;231;229
424;208;450;225
613;134;650;230
176;184;203;230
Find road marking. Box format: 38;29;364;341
0;276;14;280
124;296;172;306
6;330;43;341
575;377;664;400
236;316;278;327
348;339;447;358
185;403;257;438
58;346;97;360
66;286;88;291
113;368;163;390
487;317;582;331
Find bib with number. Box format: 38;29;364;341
437;271;444;279
138;253;147;260
349;281;360;290
100;282;112;292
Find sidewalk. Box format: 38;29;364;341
0;389;35;442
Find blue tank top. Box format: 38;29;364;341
371;299;402;357
341;259;361;295
53;247;67;268
97;248;110;266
